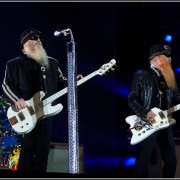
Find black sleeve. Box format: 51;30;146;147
57;66;67;90
2;62;21;104
128;70;148;118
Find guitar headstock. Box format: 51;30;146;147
97;59;116;75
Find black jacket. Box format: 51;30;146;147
128;67;180;118
2;54;67;104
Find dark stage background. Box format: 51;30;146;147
1;1;180;178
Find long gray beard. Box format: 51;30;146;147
26;46;49;68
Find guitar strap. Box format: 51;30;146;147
153;74;164;108
41;67;47;93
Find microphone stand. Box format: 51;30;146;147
66;29;80;174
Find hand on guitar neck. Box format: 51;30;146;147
77;74;83;80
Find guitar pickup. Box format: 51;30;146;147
158;111;166;119
9;116;18;125
18;112;25;121
27;106;35;115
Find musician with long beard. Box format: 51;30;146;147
128;44;180;178
2;28;82;173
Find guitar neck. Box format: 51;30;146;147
43;70;98;105
166;104;180;115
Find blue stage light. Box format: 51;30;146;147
123;157;136;167
85;155;136;167
116;87;129;97
164;34;172;43
175;67;180;76
175;67;180;73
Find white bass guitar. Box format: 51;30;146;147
7;59;116;134
125;105;179;145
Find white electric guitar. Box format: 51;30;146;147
125;105;179;145
7;59;116;134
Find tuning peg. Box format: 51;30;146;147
111;68;115;71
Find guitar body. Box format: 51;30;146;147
7;91;63;134
126;107;176;145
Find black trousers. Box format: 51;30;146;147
17;117;53;172
133;127;177;178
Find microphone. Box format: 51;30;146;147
54;28;71;37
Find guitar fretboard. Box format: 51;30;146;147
42;70;98;106
167;104;180;114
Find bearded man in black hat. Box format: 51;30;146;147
128;44;180;177
2;28;82;172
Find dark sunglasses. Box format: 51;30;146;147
29;35;42;41
162;53;171;58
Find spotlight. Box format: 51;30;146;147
175;67;180;76
123;157;136;167
164;34;172;43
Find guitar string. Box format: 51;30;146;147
13;62;115;116
14;63;115;120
